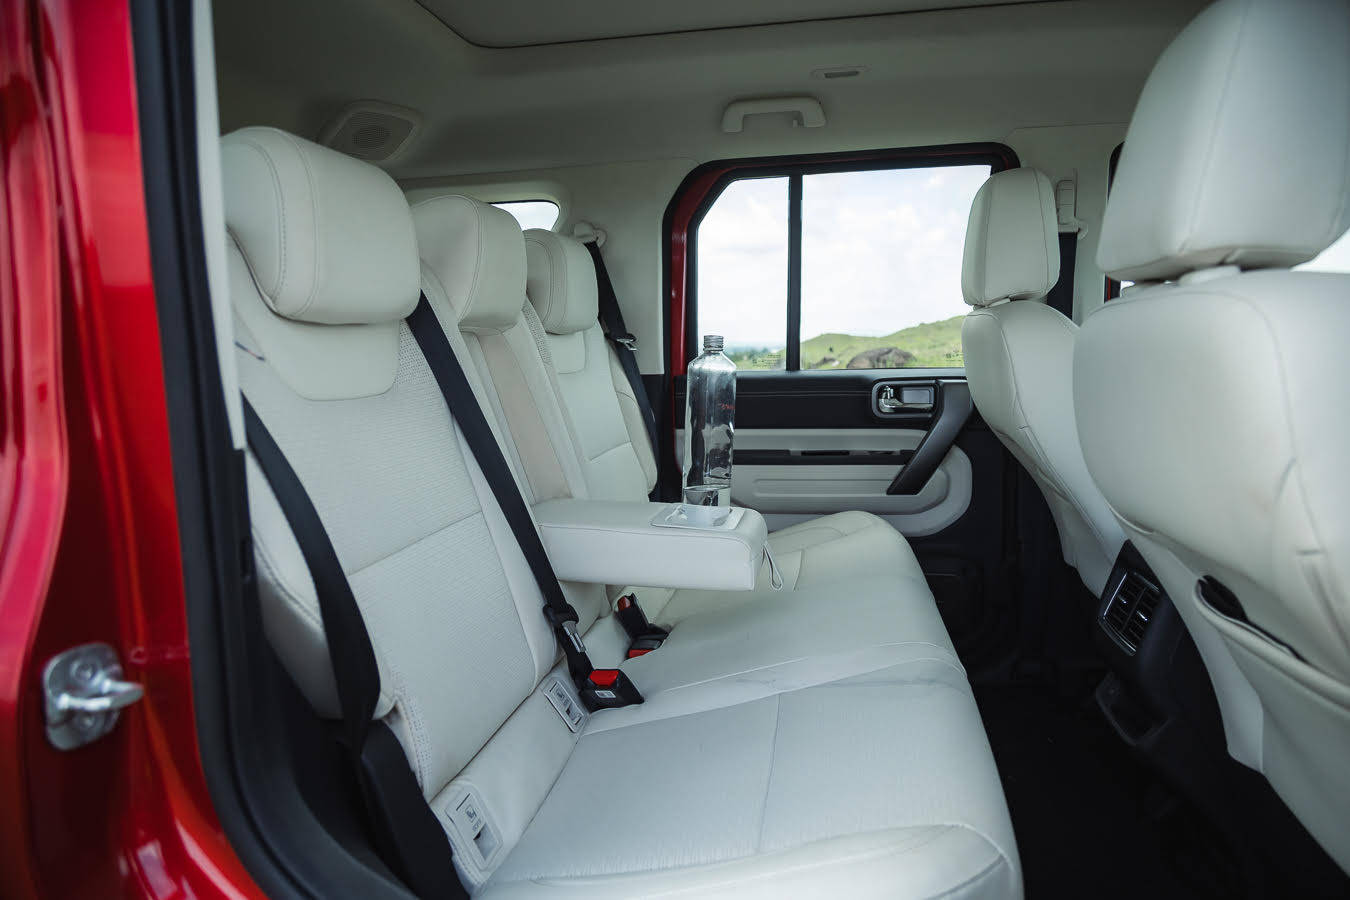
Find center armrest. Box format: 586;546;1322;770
533;499;768;591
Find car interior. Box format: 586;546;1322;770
145;0;1350;896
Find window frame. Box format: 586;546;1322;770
665;143;1019;376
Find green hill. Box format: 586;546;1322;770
726;315;965;370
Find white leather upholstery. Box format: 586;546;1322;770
961;168;1124;594
961;167;1058;308
1077;0;1350;871
221;127;419;325
524;229;598;335
412;195;528;333
1097;0;1350;283
535;499;768;592
232;136;1020;898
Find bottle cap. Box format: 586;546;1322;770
702;335;724;353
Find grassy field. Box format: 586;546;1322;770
726;314;965;370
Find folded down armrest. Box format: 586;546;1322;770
533;499;767;591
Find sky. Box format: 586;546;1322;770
695;165;990;348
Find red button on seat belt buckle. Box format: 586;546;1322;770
588;669;621;688
625;648;653;659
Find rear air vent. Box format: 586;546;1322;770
319;101;421;163
1101;570;1161;654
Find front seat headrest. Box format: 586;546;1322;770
961;167;1060;308
1097;0;1350;283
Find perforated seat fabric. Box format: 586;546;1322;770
521;228;929;620
227;127;1021;897
1075;0;1350;871
960;167;1124;596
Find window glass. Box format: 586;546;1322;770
493;200;559;231
694;177;789;370
800;166;987;369
1295;229;1350;273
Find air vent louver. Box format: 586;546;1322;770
1101;570;1161;654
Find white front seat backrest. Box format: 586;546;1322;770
1076;0;1350;870
961;167;1125;595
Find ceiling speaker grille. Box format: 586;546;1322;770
319;102;421;163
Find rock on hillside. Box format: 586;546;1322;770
846;347;914;369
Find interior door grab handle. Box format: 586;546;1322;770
887;380;973;495
877;384;934;414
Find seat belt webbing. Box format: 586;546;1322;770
582;240;660;459
243;398;467;899
406;295;642;711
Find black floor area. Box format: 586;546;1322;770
974;684;1239;900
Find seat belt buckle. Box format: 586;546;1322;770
580;669;644;710
615;593;668;658
625;637;664;659
613;333;638;352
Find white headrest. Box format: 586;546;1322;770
523;230;599;335
1097;0;1350;282
961;168;1059;308
221;127;419;325
410;195;526;333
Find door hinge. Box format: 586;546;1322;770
43;643;143;750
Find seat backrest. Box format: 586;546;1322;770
410;196;616;622
1075;0;1350;870
960;167;1124;594
522;228;658;502
224;128;572;828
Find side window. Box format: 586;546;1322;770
692;162;990;371
1295;229;1350;273
493;200;559;231
695;177;789;370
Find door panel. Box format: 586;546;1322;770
676;427;972;535
675;370;976;534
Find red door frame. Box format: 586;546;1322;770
0;0;260;895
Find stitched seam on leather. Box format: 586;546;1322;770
275;130;324;319
1179;1;1245;262
755;694;783;852
1034;171;1055;295
250;523;400;713
631;645;967;702
524;233;560;331
928;847;1007;900
232;138;288;306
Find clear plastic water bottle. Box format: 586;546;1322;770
683;334;737;507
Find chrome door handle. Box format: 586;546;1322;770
877;384;935;415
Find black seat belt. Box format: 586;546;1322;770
406;295;642;712
582;240;660;462
243;399;467;899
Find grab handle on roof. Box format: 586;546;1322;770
720;96;826;133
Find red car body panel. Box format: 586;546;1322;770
0;1;259;896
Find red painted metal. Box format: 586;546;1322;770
0;0;262;896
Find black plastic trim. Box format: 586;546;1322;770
738;449;915;466
887;380;972;495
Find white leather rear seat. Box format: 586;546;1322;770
412;196;955;696
522;228;928;623
226;126;1020;898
